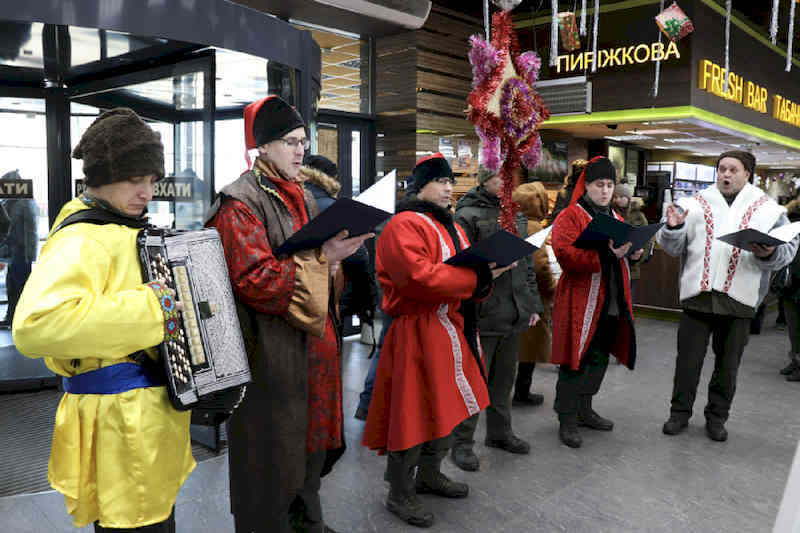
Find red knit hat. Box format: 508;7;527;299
569;156;616;205
408;153;453;193
243;96;305;167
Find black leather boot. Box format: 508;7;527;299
385;452;434;527
416;450;469;498
577;396;614;431
558;415;582;448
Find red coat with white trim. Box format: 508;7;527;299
551;201;636;370
362;200;490;453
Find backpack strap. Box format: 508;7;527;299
52;208;148;234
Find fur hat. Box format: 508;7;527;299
304;154;338;179
408;153;453;193
244;96;305;154
513;181;550;220
73;108;164;187
717;150;756;176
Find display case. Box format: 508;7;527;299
648;161;717;199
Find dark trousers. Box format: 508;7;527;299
386;435;452;497
454;333;520;446
553;315;615;420
670;310;750;424
233;452;326;533
783;298;800;357
5;260;31;322
94;509;175;533
553;348;610;420
357;314;392;413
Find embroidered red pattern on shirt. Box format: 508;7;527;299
695;195;714;292
722;195;770;293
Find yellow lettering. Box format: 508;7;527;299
774;95;783;119
760;87;768;113
634;44;650;63
664;40;680;60
585;51;596;66
570;53;583;72
607;46;621;66
620;46;634;65
651;42;665;62
711;64;722;96
699;59;712;91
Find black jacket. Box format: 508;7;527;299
455;186;543;336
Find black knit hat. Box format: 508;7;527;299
583;157;617;184
251;96;306;148
717;150;756;176
408;153;453;193
304;154;338;178
73;108;164;187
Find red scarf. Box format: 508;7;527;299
254;157;308;231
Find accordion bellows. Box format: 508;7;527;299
139;228;251;412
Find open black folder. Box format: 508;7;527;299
445;230;537;268
717;222;800;249
273;198;391;256
573;213;664;254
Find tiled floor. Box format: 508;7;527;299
3;315;799;532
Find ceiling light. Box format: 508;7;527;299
637;129;679;135
605;135;654;141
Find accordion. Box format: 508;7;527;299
138;227;251;413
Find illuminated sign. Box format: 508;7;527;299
698;59;800;129
0;179;33;198
698;59;768;113
556;41;681;73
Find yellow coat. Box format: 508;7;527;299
12;198;195;528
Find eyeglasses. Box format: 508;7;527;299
279;137;310;150
433;176;456;184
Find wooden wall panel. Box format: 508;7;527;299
417;92;467;116
415;30;470;60
417;71;471;97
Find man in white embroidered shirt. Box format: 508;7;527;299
657;151;799;442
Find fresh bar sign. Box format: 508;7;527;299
75;178;197;201
555;41;681;73
0;179;33;199
698;60;768;113
698;59;800;129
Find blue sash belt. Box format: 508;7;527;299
62;362;166;395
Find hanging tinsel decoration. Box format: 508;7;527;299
550;0;559;66
787;0;796;72
467;11;550;232
591;0;599;73
653;0;665;98
723;0;732;94
580;0;587;36
771;0;781;44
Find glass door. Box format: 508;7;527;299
316;112;375;199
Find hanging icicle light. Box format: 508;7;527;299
484;0;490;41
787;0;796;72
591;0;599;73
550;0;559;67
723;0;732;94
653;0;665;98
580;0;587;36
771;0;781;45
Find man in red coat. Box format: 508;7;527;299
551;156;643;448
363;154;510;528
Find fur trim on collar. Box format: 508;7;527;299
298;166;341;197
397;196;454;226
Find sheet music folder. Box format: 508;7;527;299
717;222;800;249
573;213;664;253
273;198;391;256
445;230;537;268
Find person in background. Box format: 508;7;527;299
548;159;588;225
449;167;543;472
512;181;557;406
12;108;194;532
658;151;799;442
551;156;641;449
206;96;370;533
363;154;500;528
300;154;379;340
777;192;800;381
0;169;38;328
612;183;651;300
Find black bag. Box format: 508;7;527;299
771;265;792;294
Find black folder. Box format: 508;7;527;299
445;230;538;268
273;198;391;256
717;228;785;249
573;214;664;253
